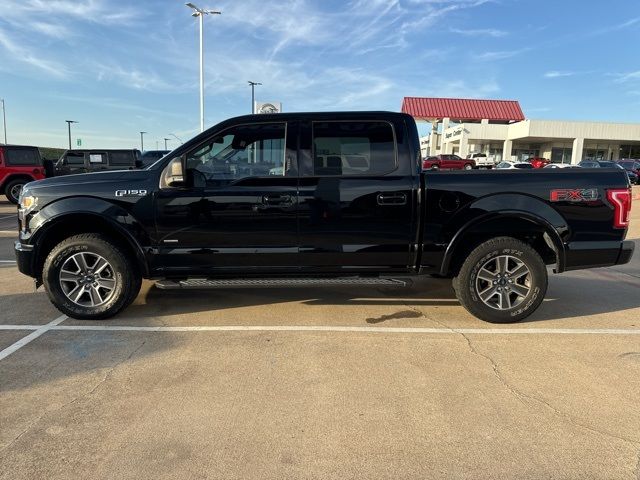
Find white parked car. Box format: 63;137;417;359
544;163;580;169
495;161;534;170
467;152;497;169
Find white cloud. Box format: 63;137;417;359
614;71;640;83
476;48;530;61
544;71;576;78
449;27;508;37
0;27;70;77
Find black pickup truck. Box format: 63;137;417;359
14;112;634;322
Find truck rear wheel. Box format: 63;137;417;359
43;234;141;320
4;178;27;204
453;237;547;323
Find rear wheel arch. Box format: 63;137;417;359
31;213;149;280
441;213;565;277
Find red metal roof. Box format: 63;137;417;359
401;97;525;122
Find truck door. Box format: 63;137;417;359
154;121;299;273
297;119;415;272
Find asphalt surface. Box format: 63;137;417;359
1;190;639;479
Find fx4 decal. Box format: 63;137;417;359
550;188;599;202
115;189;148;197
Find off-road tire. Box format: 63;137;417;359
43;234;141;320
4;179;26;204
453;237;547;323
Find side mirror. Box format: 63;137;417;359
162;157;186;188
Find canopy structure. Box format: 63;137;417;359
401;97;525;124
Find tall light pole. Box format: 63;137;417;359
186;3;221;133
164;138;170;150
248;81;261;114
140;131;147;152
65;120;78;149
1;99;6;144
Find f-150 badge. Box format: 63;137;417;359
115;189;148;197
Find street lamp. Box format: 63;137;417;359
1;98;6;144
169;133;184;144
139;131;147;152
248;81;262;114
65;120;78;150
164;137;170;150
185;2;221;133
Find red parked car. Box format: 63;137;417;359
527;157;550;169
422;154;475;171
0;145;46;204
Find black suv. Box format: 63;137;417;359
140;150;170;167
54;149;141;176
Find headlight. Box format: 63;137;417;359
19;194;38;213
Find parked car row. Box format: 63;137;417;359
1;144;170;204
419;152;640;184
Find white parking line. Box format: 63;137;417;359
0;260;16;263
0;315;67;361
0;324;639;335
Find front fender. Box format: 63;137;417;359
27;196;151;276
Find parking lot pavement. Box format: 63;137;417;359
1;190;640;479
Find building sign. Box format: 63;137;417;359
444;127;463;140
255;102;282;114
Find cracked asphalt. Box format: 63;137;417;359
1;189;640;480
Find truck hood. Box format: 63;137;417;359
29;170;149;189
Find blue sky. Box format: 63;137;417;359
0;0;639;149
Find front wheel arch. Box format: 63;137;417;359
31;213;148;281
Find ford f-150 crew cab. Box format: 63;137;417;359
14;111;634;323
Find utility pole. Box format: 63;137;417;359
65;120;78;149
164;138;170;150
1;99;6;144
248;81;262;113
140;131;147;152
186;3;221;132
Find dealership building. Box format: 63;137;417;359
401;97;640;164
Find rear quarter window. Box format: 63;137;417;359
5;148;41;166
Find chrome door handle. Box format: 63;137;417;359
377;193;407;206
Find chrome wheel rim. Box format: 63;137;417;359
475;255;531;310
10;183;23;201
464;164;472;170
59;252;117;307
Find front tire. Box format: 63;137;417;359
463;164;473;170
43;234;141;320
453;237;547;323
4;179;26;204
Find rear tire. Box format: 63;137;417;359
43;234;142;320
4;179;26;204
453;237;547;323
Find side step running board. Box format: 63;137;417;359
155;277;409;290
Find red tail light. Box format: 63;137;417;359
606;188;632;229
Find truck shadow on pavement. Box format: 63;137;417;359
113;274;640;325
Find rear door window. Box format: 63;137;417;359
311;121;396;176
108;152;134;167
88;153;107;165
5;148;40;166
65;152;85;165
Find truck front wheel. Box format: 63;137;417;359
453;237;547;323
43;234;141;320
